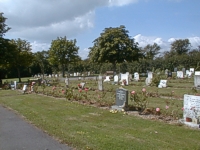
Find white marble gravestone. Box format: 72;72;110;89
103;76;110;82
134;72;139;81
65;78;69;87
114;75;119;84
74;73;77;76
186;70;192;78
194;75;200;88
22;85;27;92
98;75;103;91
145;78;152;86
111;87;128;111
158;80;167;88
183;94;200;125
190;68;194;73
120;74;129;85
195;71;200;75
148;72;153;79
14;81;17;89
177;71;184;78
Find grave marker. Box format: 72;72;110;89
194;75;200;88
65;77;69;88
120;74;129;85
183;94;200;124
134;72;139;81
111;87;128;111
177;71;184;78
195;71;200;75
114;75;119;84
158;80;167;88
98;75;103;91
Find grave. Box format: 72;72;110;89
114;75;119;85
98;75;103;91
22;84;27;93
167;72;172;78
165;69;168;75
134;72;139;81
111;87;128;111
145;78;152;86
190;68;194;73
78;82;85;89
194;75;200;89
103;76;110;82
177;71;184;78
180;94;200;128
174;67;177;72
65;78;69;88
186;70;192;78
195;71;200;75
120;74;129;85
158;80;167;88
148;72;153;79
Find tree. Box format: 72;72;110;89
170;39;191;55
33;50;51;77
88;25;141;72
142;43;161;60
48;36;79;77
9;38;33;82
0;12;10;37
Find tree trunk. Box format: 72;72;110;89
62;64;65;77
17;67;21;82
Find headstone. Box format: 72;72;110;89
177;71;184;78
49;74;52;78
190;68;194;73
145;78;152;86
174;68;177;72
120;74;129;85
167;72;172;78
114;75;119;84
111;87;128;111
74;73;77;76
186;70;192;78
158;80;167;88
134;72;139;81
183;94;200;125
194;75;200;88
103;76;110;82
55;74;58;78
14;81;17;89
88;72;90;76
22;85;27;92
182;68;186;74
65;78;69;87
128;74;132;81
195;71;200;75
148;72;153;79
80;82;85;89
165;69;168;75
98;75;103;91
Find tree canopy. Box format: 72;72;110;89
88;25;141;71
48;36;79;77
0;12;10;37
170;39;191;55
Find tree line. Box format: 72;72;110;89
0;13;200;83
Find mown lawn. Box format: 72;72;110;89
0;89;200;150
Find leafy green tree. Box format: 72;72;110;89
10;38;33;82
48;36;79;77
142;43;161;60
0;12;10;37
170;39;191;55
33;50;51;77
88;25;141;72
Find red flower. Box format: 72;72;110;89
142;88;146;92
85;88;88;92
79;89;82;93
156;108;160;112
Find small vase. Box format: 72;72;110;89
186;117;192;122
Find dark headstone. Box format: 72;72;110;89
167;72;172;78
111;87;128;110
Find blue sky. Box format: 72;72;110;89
1;0;200;59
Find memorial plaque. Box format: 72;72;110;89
184;94;200;123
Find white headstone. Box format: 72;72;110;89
14;81;17;89
114;75;119;84
65;78;69;87
190;68;194;73
186;70;192;78
120;74;129;85
194;75;200;88
55;74;58;78
158;80;167;88
145;78;152;86
22;85;27;91
49;74;52;78
148;72;153;79
88;72;90;76
177;71;184;78
103;76;110;82
195;71;200;75
74;73;77;76
134;72;139;81
183;94;200;124
98;76;103;91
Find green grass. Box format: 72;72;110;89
0;90;200;150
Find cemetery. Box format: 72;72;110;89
1;70;200;149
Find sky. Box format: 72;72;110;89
1;0;200;59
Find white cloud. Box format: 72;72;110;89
108;0;138;6
188;37;200;49
78;48;90;59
